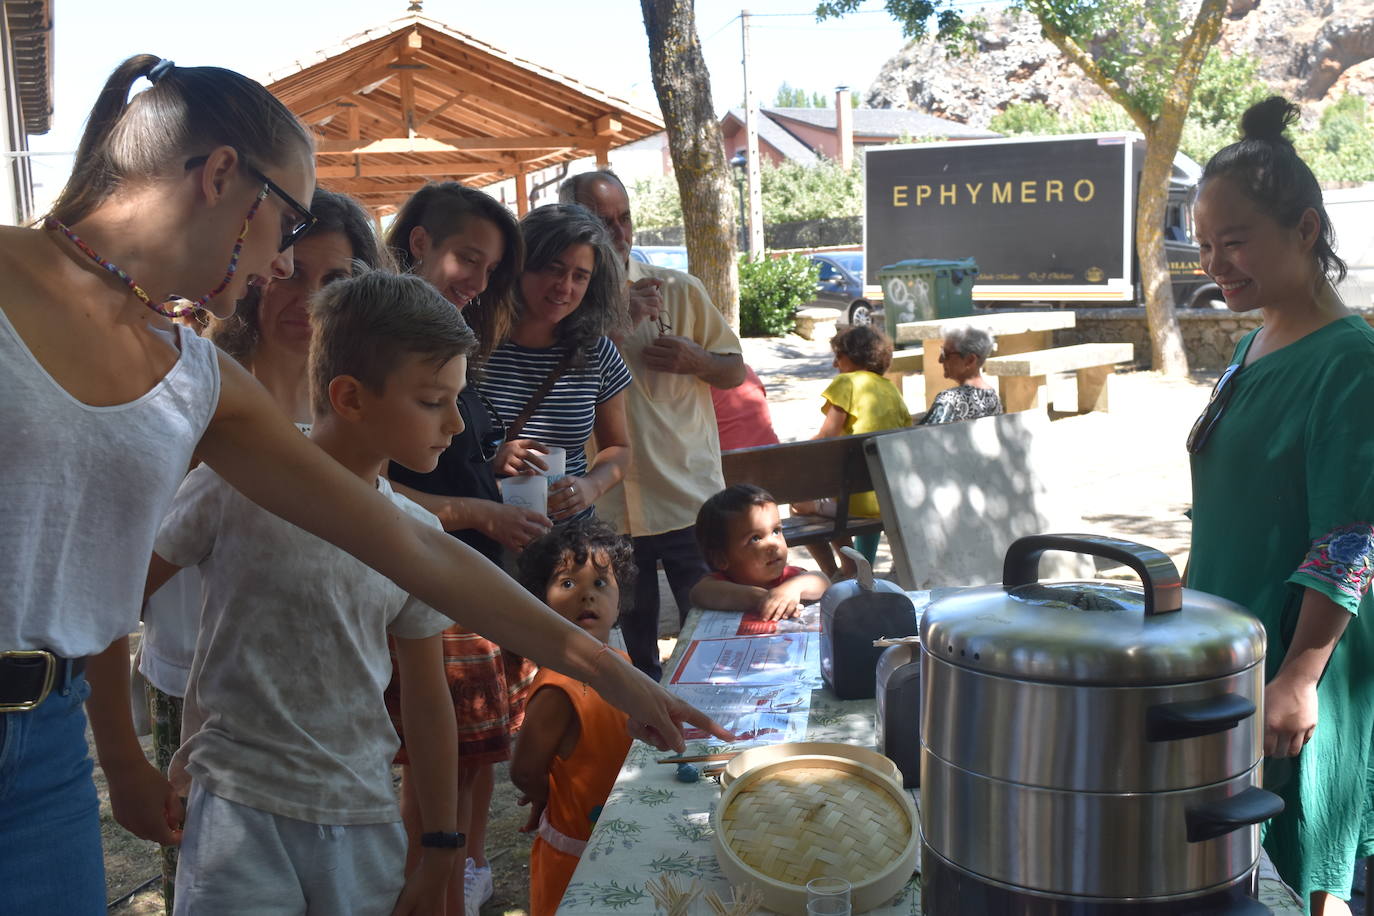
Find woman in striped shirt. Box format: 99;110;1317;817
479;204;633;523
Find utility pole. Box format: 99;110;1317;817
740;9;764;259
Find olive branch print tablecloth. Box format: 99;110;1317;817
558;609;1304;914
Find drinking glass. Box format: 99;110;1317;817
806;876;851;915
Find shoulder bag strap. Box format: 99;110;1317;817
503;349;579;443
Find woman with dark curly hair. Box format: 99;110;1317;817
509;518;636;916
1188;96;1374;916
477;203;633;524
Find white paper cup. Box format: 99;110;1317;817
498;475;548;516
540;446;566;480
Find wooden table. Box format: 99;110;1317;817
557;607;1304;915
892;311;1077;410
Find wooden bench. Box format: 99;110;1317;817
720;433;888;547
982;342;1135;413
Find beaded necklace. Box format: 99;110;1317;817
44;186;268;322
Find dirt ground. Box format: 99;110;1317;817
101;328;1219;914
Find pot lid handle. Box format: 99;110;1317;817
1003;534;1183;616
839;546;876;591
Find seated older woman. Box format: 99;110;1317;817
920;325;1003;424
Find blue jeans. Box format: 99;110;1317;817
623;526;710;682
0;667;105;915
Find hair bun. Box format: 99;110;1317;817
1240;96;1298;145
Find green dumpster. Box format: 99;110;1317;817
876;258;979;339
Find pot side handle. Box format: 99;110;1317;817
1003;533;1183;616
1146;693;1256;742
1185;787;1285;843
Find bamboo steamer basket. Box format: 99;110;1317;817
712;754;919;913
721;741;901;788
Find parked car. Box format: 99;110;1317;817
807;252;882;325
630;245;690;272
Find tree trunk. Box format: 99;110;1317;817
1136;0;1227;375
1135;126;1190;375
640;0;741;329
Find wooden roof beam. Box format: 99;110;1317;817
290;64;398;120
316;136;589;155
317;162;493;179
410;58;585;134
343;92;405;130
325;174;507;196
412;92;468;131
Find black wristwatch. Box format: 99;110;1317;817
420;831;466;849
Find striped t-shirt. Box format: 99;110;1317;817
476;336;633;482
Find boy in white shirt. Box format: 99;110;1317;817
147;270;473;915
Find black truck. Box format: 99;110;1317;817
855;133;1220;325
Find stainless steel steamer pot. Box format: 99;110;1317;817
920;534;1284;913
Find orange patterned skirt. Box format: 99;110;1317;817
385;626;537;765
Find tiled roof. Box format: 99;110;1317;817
765;107;998;140
723;109;819;164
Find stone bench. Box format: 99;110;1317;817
884;348;924;384
982;342;1134;414
793;307;838;342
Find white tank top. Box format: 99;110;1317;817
0;308;221;657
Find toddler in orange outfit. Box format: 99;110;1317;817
510;519;637;916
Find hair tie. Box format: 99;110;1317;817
148;59;176;84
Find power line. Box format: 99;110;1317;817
701;12;742;44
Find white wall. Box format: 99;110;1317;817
1325;184;1374;309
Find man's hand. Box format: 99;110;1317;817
642;335;710;376
627;278;664;329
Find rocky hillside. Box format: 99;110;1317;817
865;0;1374;127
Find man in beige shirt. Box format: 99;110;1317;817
562;171;745;680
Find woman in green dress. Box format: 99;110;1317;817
1188;97;1374;915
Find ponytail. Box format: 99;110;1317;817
49;55;312;226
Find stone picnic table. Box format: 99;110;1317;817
892;311;1077;411
557;606;1303;915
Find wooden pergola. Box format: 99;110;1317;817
265;9;663;218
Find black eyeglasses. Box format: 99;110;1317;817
185;156;317;253
1186;362;1241;455
474;390;507;462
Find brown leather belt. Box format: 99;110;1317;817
0;650;86;712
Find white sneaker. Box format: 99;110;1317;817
464;858;493;916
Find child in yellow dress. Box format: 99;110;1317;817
793;325;911;578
